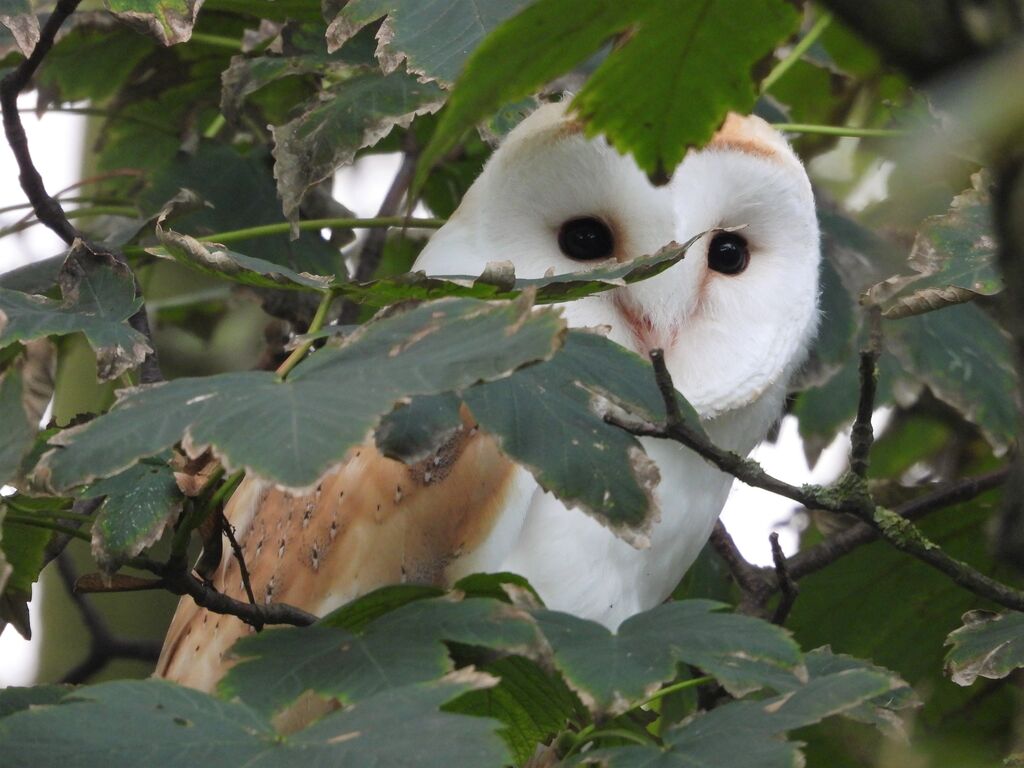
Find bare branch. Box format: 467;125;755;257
850;311;881;478
769;533;798;625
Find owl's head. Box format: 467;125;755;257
415;103;820;421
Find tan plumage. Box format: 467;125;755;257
156;409;522;689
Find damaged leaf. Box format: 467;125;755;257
0;369;33;487
105;0;203;46
221;595;539;717
944;610;1024;686
83;457;183;574
272;65;444;226
0;1;38;57
865;176;1000;318
418;0;799;188
0;246;150;382
326;0;535;85
462;329;703;540
583;668;900;767
39;296;564;491
534;600;802;715
0;676;510;768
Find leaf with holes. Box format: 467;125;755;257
0;676;510;767
417;0;799;188
220;595;539;717
0;247;150;382
534;600;802;715
865;176;999;318
326;0;536;85
944;610;1024;686
83;457;183;574
39;296;564;491
104;0;202;46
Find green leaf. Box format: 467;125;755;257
0;247;151;382
104;0;202;46
0;685;71;719
0;369;33;486
866;176;999;318
84;457;183;573
221;596;539;717
768;647;919;737
37;24;153;103
148;229;336;292
40;296;564;491
418;0;799;188
446;655;583;765
0;676;509;767
0;507;52;639
534;600;802;715
944;610;1024;686
462;329;703;540
585;669;898;767
326;0;536;85
887;302;1016;452
272;66;444;225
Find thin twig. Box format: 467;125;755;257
850;312;881;478
223;521;259;615
354;132;420;283
769;533;798;625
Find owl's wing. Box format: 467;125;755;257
156;411;533;691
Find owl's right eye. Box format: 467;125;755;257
558;217;615;261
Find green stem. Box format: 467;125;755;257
4;514;91;542
199;216;446;245
770;123;909;138
210;470;244;510
204;113;227;140
0;205;139;238
761;11;833;94
639;675;714;709
5;507;84;522
188;32;243;51
276;290;336;379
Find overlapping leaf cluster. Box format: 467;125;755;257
0;579;914;767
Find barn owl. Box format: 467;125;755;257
157;103;820;690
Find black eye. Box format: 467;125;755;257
707;232;749;275
558;217;615;261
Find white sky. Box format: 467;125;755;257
0;104;850;688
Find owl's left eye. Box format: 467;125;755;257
558;217;614;261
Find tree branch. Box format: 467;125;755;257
607;349;1024;613
850;313;881;478
0;2;162;385
0;0;82;245
769;533;798;625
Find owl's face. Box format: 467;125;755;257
415;104;820;420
